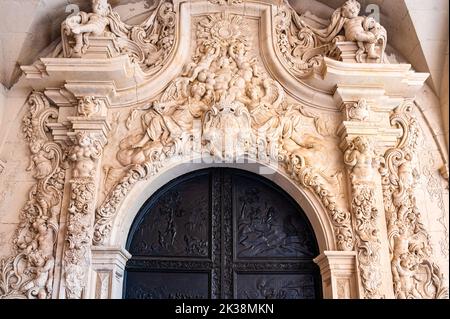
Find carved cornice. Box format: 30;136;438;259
0;92;66;299
379;101;449;299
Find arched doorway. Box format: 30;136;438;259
123;168;322;299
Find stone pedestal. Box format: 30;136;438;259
314;251;359;299
89;247;131;299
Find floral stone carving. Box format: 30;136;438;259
344;136;383;298
64;132;102;299
62;0;176;73
275;0;387;77
0;92;66;299
95;12;353;250
380;102;449;299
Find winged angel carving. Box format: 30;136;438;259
117;13;327;167
96;12;352;252
62;0;175;71
276;0;387;77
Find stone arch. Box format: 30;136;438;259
90;156;360;299
108;158;337;253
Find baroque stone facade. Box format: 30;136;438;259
0;0;448;299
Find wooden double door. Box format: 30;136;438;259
124;168;321;299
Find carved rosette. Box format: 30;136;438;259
380;101;449;299
344;136;383;298
63;132;103;299
0;92;66;299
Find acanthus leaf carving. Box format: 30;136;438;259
275;0;387;78
379;101;449;299
0;92;66;299
95;12;352;251
62;0;176;73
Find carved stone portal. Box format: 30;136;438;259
0;0;447;300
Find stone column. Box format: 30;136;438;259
335;87;399;299
314;251;359;299
61;96;110;299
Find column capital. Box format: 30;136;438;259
314;251;359;299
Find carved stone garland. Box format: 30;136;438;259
93;12;354;251
62;0;176;73
379;101;449;299
0;92;66;299
275;0;387;77
64;131;103;299
344;136;383;298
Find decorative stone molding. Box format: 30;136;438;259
89;246;131;299
93;163;158;246
379;101;449;299
0;92;66;299
208;0;243;4
63;132;103;299
344;136;383;298
274;0;387;78
61;0;176;73
4;0;439;300
93;11;353;251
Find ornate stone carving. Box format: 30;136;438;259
208;0;243;5
62;0;176;72
69;132;103;178
275;0;387;77
344;136;383;298
93;163;158;246
379;102;449;299
0;92;65;299
63;132;102;299
284;155;354;251
344;99;370;122
0;159;5;175
96;12;353;250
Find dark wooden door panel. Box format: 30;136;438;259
124;168;321;299
125;271;211;299
235;273;317;299
128;171;211;259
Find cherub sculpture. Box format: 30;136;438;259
344;136;377;183
69;132;102;178
340;0;384;59
63;0;111;56
299;0;386;61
